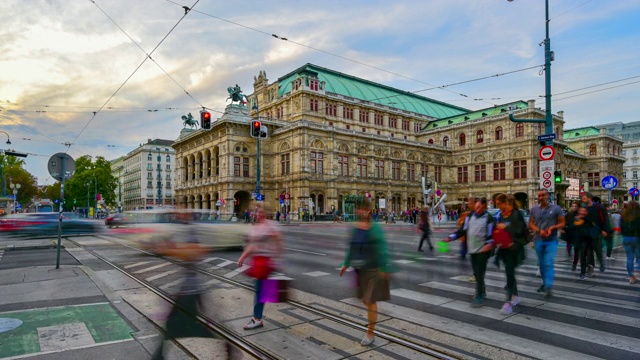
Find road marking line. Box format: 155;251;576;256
134;262;171;274
392;259;415;264
340;297;599;360
200;257;220;264
416;257;438;261
421;281;545;307
302;271;330;277
210;260;234;269
224;264;250;278
335;267;354;272
124;261;153;269
160;278;184;290
390;288;453;306
284;247;326;256
145;269;181;282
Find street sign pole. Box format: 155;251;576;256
55;156;65;269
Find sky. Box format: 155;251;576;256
1;0;639;185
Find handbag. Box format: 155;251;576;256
258;279;289;303
245;255;274;280
493;227;513;248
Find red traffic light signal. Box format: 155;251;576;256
201;111;211;130
251;120;261;137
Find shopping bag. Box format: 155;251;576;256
258;279;289;303
493;228;513;248
245;256;274;280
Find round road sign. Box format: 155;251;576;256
542;171;552;180
48;153;75;181
539;146;556;161
542;179;552;189
629;187;639;197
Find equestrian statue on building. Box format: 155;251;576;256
181;113;199;128
227;84;247;105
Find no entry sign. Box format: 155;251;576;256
539;146;555;161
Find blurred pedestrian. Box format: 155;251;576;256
238;204;283;330
563;202;580;271
445;197;496;307
340;202;392;346
529;189;565;298
567;205;596;280
494;194;527;314
582;193;608;273
417;207;433;252
621;201;640;284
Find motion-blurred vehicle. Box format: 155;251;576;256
105;213;132;228
0;212;99;237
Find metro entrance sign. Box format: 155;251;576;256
539;160;555;193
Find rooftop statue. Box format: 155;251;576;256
227;84;247;105
181;113;199;128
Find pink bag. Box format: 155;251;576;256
258;279;289;303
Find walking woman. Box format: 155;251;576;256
417;207;434;252
621;201;640;284
238;204;283;330
493;194;526;314
567;206;596;280
339;202;392;346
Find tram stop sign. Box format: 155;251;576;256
48;153;76;181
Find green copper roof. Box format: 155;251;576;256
422;101;529;130
563;127;601;139
564;147;580;155
278;63;469;119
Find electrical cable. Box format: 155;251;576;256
549;0;594;21
69;0;200;149
552;79;640;102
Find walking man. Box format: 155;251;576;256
529;189;565;299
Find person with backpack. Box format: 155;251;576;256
566;205;597;280
529;189;565;299
493;194;527;314
563;202;581;271
621;201;640;284
339;202;392;346
444;197;496;307
417;207;434;252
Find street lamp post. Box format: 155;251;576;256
508;0;554;137
118;167;122;213
10;182;21;214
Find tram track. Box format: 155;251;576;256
67;234;462;360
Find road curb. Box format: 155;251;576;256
1;241;64;251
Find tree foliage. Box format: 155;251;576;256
1;152;38;207
55;155;117;211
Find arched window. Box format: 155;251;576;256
459;133;466;146
515;123;524;137
495;126;503;140
589;144;597;156
428;138;434;144
476;130;484;144
443;136;449;147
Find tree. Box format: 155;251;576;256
55;155;117;212
1;152;37;209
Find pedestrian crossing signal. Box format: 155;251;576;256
554;170;562;184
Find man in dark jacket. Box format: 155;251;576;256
581;193;609;274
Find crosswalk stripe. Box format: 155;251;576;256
421;281;545;307
224;264;250;278
209;260;234;269
200;257;220;264
519;263;630;277
340;297;600;360
390;288;453;306
145;269;181;282
124;261;153;269
160;278;184;290
134;262;171;274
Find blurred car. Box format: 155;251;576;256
0;212;99;236
105;213;132;228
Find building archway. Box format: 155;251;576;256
317;194;325;214
234;191;251;217
205;193;211;210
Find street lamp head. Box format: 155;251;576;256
5;139;10;145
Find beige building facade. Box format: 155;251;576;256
172;64;624;218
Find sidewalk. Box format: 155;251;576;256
0;237;228;360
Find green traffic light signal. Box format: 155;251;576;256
554;171;562;184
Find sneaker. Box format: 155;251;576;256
360;335;375;346
536;285;545;293
469;276;476;283
243;318;264;330
510;295;522;306
571;264;577;271
599;264;605;273
417;249;424;252
536;269;541;277
606;256;615;260
470;295;484;308
544;289;552;299
500;302;513;315
578;274;586;280
587;265;594;278
630;276;637;284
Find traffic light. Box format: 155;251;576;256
200;111;211;130
554;170;562;184
251;120;261;137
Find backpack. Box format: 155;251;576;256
348;226;380;269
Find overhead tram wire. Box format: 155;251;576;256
90;0;205;111
552;79;640;102
0;114;85;156
163;0;497;108
69;0;201;150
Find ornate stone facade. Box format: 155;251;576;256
172;64;625;217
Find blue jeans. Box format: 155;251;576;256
535;239;558;289
623;237;639;277
254;280;265;319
